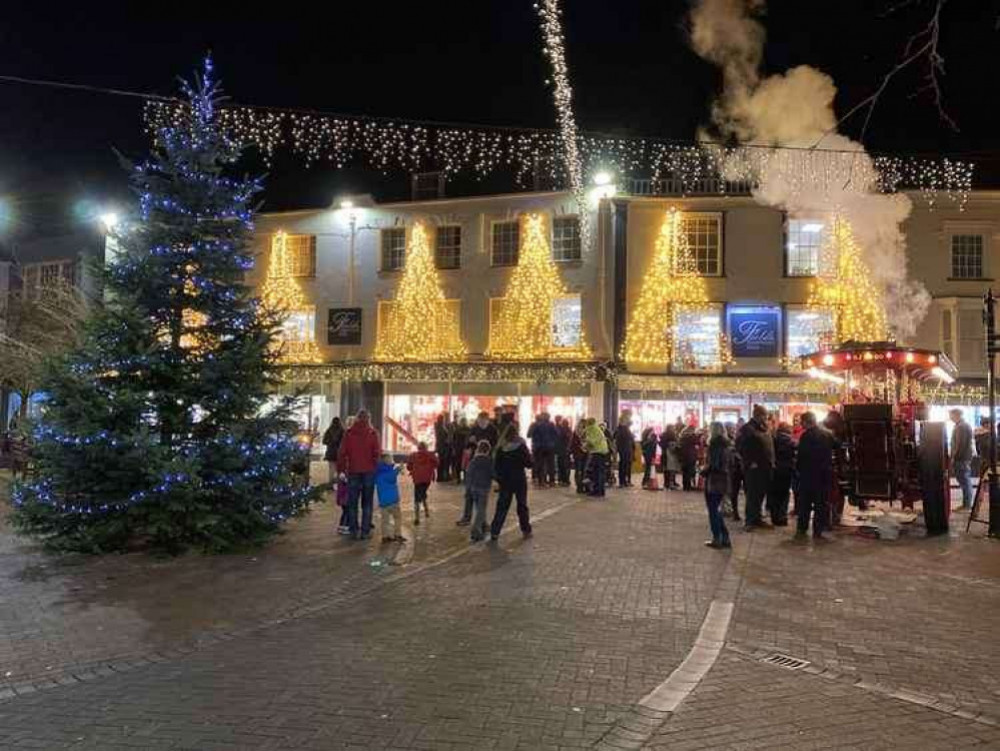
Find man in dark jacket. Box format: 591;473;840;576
736;404;775;530
490;419;533;541
433;414;452;482
450;416;471;484
795;411;836;539
470;411;499;450
767;423;796;526
679;426;700;491
614;417;636;487
554;416;573;486
527;412;558;486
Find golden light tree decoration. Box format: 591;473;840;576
374;222;466;361
260;231;323;364
488;213;591;360
807;217;888;344
623;209;713;368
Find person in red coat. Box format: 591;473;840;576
337;409;381;540
407;442;439;525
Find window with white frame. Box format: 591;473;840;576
786;307;836;360
786;219;825;277
21;260;74;298
491;220;520;266
435;226;461;270
951;234;985;279
683;215;722;276
552;216;582;262
285;235;316;278
672;305;723;371
551;295;583;348
381;228;407;272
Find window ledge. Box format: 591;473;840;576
377;269;403;276
947;277;993;282
553;259;584;267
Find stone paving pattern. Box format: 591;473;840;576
1;466;999;750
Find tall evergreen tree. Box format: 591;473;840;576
12;61;317;553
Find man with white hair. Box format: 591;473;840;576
337;409;382;540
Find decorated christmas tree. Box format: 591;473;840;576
373;222;466;361
12;61;317;553
807;217;888;343
623;209;712;368
489;213;591;360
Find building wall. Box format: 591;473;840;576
252;191;613;361
905;191;1000;378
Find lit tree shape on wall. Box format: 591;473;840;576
807;217;888;344
374;222;466;361
489;213;591;360
260;231;322;364
623;209;718;369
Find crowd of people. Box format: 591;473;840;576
321;403;979;552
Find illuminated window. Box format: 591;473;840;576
673;305;722;371
552;216;581;262
285;235;316;278
381;228;407;272
951;234;984;279
786;219;825;277
787;307;836;359
682;215;722;276
281;308;316;342
379;299;461;350
435;226;461;270
491;221;520;267
551;295;583;348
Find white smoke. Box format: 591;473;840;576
689;0;930;340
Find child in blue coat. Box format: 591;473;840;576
375;453;406;543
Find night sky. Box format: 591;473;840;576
1;0;999;238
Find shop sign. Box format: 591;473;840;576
728;305;780;358
328;308;362;345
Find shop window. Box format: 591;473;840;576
435;226;461;270
672;305;723;371
787;308;836;359
786;219;825;277
285;235;316;278
951;234;985;279
381;228;407;272
491;220;520;267
552;216;581;262
683;214;722;276
551;295;583;349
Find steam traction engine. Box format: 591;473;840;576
801;342;958;533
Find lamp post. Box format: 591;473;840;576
985;289;1000;537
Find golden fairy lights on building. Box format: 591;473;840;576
807;217;888;345
488;213;591;361
624;209;730;370
260;231;323;364
374;222;466;362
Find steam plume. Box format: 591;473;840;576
689;0;930;340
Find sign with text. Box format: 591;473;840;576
327;308;362;346
728;305;780;358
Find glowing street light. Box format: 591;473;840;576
99;212;119;231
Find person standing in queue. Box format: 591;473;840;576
584;418;610;497
614;414;636;488
679;424;700;491
451;416;471;484
489;415;534;542
736;404;775;530
659;424;680;490
640;426;658;488
702;422;732;549
433;414;451;483
795;411;836;541
554;416;573;487
767;422;796;526
336;409;381;540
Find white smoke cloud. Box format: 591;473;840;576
689;0;930;340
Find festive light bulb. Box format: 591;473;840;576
807;217;888;344
488;213;591;361
374;222;466;361
260;231;322;364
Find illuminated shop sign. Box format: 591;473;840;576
727;305;780;358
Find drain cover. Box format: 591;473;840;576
761;653;811;671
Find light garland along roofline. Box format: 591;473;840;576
278;360;615;385
617;373;833;397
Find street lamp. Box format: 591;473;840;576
99;212;119;232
